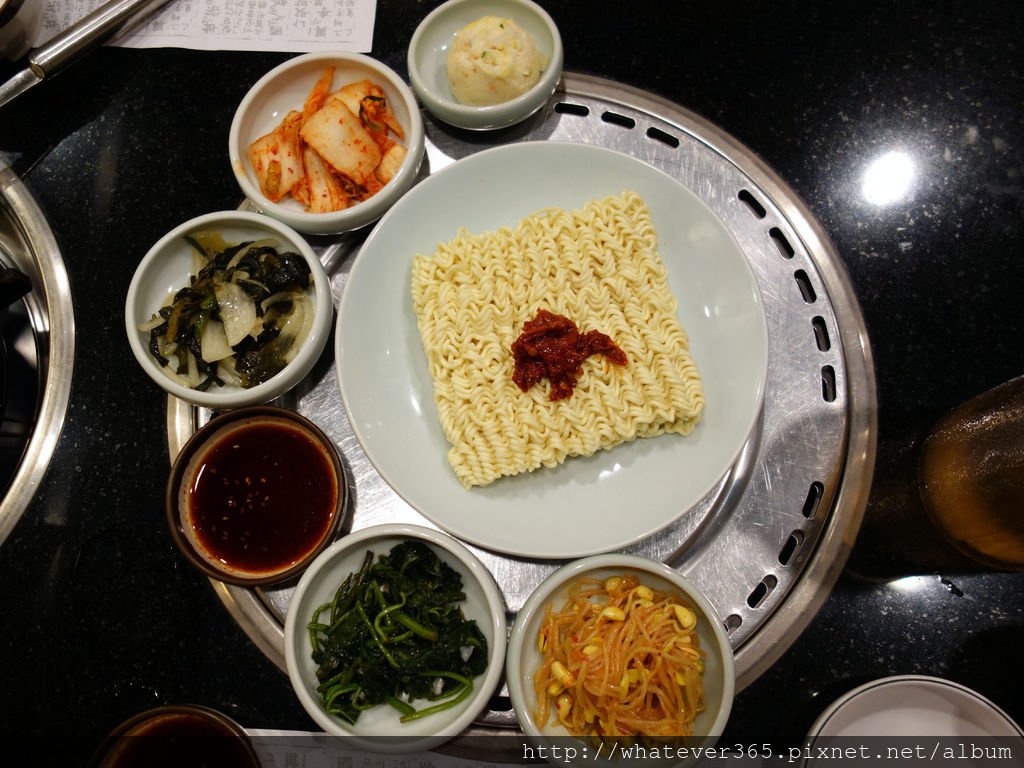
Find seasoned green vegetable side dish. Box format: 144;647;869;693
140;232;314;390
308;541;489;724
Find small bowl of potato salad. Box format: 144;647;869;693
408;0;563;131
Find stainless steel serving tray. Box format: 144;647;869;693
167;73;877;719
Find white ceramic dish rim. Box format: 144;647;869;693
228;51;425;234
335;140;769;559
407;0;564;130
805;674;1024;739
124;210;332;409
283;523;508;753
505;553;736;741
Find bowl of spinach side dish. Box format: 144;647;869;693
284;524;507;753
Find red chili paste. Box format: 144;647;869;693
511;309;628;401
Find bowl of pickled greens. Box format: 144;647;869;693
284;523;507;752
125;211;333;409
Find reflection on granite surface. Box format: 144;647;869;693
0;0;1021;759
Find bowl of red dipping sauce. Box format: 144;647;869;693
167;405;347;586
88;704;260;768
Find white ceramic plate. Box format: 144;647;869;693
806;675;1024;740
336;141;767;559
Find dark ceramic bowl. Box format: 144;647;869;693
88;704;260;768
166;405;347;586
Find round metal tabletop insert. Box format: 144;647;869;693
167;72;877;722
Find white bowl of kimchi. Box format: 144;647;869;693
229;52;426;236
506;554;735;756
125;210;333;409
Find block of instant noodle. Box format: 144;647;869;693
411;191;704;488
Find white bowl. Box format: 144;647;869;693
805;675;1024;745
229;52;425;235
408;0;563;131
507;554;735;754
284;524;507;753
125;211;333;409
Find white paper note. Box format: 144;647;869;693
246;730;507;768
34;0;377;53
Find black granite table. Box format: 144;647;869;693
1;0;1022;762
